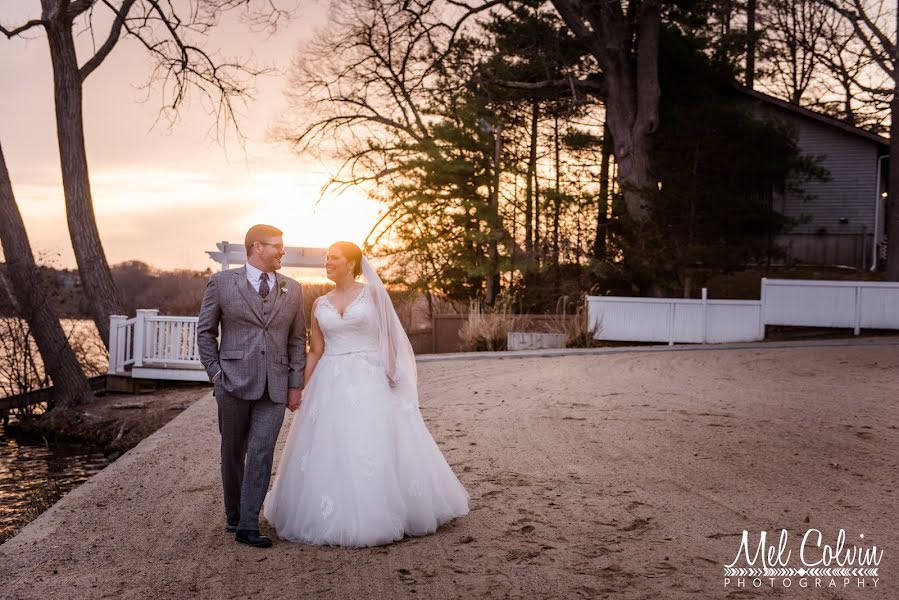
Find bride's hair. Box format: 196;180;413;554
330;241;363;278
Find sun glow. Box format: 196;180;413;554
239;170;382;283
242;171;381;248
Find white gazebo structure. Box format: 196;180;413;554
206;241;328;271
107;243;327;381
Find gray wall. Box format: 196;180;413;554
752;101;884;267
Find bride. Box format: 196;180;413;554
263;241;469;547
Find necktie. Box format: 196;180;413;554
259;272;270;298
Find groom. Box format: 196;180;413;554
197;224;306;548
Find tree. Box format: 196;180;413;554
0;141;94;410
651;27;826;290
280;0;526;303
757;0;830;104
549;0;661;222
1;0;280;347
806;5;889;130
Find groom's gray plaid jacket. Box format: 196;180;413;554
197;267;306;403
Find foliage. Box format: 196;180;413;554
283;0;843;304
639;26;828;291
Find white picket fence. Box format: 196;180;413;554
761;278;899;334
587;290;763;345
587;278;899;345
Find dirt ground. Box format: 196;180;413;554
6;384;210;456
1;341;897;599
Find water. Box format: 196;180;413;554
0;318;111;543
0;419;112;543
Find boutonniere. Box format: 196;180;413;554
278;280;288;294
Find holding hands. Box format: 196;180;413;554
288;388;303;412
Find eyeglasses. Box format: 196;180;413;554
257;242;285;251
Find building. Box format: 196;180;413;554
739;87;889;270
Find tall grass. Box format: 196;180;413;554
459;293;602;351
547;295;602;348
458;298;523;352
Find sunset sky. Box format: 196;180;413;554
0;1;382;274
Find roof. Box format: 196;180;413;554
735;86;889;149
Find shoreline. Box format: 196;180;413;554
0;385;210;544
2;384;210;456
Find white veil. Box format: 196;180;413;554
361;257;419;408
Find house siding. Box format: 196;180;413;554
750;101;884;267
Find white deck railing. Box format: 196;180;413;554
108;310;206;381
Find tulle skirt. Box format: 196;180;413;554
262;350;469;547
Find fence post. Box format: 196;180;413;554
854;285;862;336
668;302;675;346
759;277;767;340
108;315;127;374
133;309;159;367
701;288;708;344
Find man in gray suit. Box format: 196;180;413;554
197;224;306;548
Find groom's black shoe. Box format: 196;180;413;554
225;522;238;534
235;529;272;548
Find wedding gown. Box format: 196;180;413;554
263;285;469;547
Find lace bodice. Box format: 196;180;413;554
316;285;380;355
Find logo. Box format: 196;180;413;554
723;529;882;590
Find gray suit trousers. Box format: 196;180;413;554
215;384;285;531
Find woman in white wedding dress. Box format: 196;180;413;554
263;242;469;547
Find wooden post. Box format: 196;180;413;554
759;277;767;340
431;312;437;354
854;285;862;335
108;315;127;374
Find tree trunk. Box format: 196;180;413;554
551;0;661;222
552;115;561;290
44;2;124;349
887;92;899;280
746;0;757;88
534;165;541;262
525;101;538;255
486;124;502;304
0;141;95;410
594;122;612;259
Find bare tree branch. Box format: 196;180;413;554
0;19;46;38
79;0;139;81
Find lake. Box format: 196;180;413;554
0;318;110;543
0;418;112;543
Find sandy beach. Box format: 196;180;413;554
1;339;897;599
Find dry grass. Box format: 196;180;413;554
0;479;64;544
546;295;602;348
458;300;523;352
458;294;602;352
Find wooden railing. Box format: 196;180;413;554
108;310;206;380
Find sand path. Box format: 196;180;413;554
2;341;897;599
